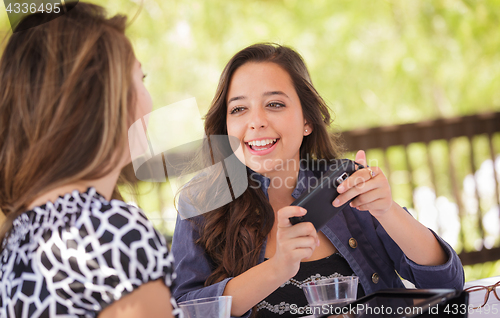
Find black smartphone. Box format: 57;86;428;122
289;159;364;230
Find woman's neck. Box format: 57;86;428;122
266;166;300;201
27;167;122;210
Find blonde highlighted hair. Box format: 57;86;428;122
0;2;137;241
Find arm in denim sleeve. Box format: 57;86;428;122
171;214;253;318
375;208;464;290
170;214;219;299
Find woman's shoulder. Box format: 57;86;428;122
1;187;174;316
27;187;164;246
47;187;172;271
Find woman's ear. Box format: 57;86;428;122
304;122;313;136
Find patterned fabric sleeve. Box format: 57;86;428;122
31;189;182;317
72;197;182;315
1;188;182;317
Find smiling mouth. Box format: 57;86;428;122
246;138;279;151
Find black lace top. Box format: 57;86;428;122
256;253;365;317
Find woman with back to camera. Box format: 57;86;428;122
171;43;464;318
0;3;180;317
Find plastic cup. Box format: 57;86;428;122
178;296;232;318
302;276;358;315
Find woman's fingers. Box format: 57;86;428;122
330;154;393;217
349;188;384;209
270;207;322;278
355;197;391;213
276;206;307;228
278;235;318;252
333;169;380;207
276;234;318;263
355;150;367;167
337;165;381;193
274;206;320;262
277;221;318;242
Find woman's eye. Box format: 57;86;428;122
230;106;245;114
267;102;285;109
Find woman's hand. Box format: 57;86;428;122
223;207;320;316
332;150;448;266
269;206;319;279
332;150;393;219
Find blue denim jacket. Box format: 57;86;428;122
171;166;464;318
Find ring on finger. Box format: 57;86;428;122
366;167;375;179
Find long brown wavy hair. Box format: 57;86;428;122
184;43;344;305
0;2;137;244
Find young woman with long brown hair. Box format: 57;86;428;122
0;3;180;317
171;43;464;318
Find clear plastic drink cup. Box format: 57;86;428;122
178;296;232;318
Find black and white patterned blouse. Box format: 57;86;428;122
0;187;182;318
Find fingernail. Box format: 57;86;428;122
337;185;343;192
317;239;320;246
300;207;307;214
333;199;340;206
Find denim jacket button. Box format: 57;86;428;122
348;238;357;249
372;273;379;284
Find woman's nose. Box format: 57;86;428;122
249;107;268;130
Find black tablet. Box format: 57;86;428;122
310;288;467;318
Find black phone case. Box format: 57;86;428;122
289;159;363;230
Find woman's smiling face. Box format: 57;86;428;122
226;62;312;176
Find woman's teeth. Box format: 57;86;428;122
248;139;277;147
247;138;277;151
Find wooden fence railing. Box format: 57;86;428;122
341;112;500;266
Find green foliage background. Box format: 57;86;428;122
1;0;499;280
